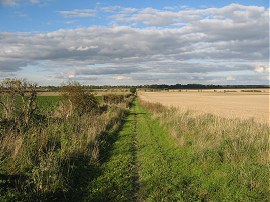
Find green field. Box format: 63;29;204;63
0;95;103;113
36;96;62;112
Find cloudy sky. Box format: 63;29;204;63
0;0;269;86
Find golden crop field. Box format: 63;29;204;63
139;89;270;124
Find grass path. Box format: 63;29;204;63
84;104;139;201
84;100;196;201
135;100;196;201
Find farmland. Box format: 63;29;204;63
0;82;269;201
1;0;269;201
139;89;270;124
136;99;269;201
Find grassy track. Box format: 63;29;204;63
84;104;138;201
136;100;192;201
83;100;201;201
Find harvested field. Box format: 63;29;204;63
139;90;270;124
38;91;61;96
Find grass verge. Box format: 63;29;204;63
0;94;134;201
138;99;269;201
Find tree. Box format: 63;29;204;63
0;78;37;126
61;81;98;117
130;87;136;95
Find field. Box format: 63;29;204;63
38;89;131;97
139;89;270;124
0;87;269;201
135;99;269;201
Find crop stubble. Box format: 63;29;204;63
139;90;270;124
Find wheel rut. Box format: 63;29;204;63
131;109;143;202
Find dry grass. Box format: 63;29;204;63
38;92;61;96
0;94;134;200
139;99;269;200
0;106;126;191
168;88;270;93
139;89;270;124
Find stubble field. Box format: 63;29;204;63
139;89;270;124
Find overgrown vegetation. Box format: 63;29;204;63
129;87;136;94
60;81;98;117
139;99;269;201
0;79;134;201
0;78;268;201
0;78;38;128
103;94;133;106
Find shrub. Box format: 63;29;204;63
103;94;125;104
0;78;38;127
130;87;136;94
60;81;98;117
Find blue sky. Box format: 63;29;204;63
0;0;268;32
0;0;269;85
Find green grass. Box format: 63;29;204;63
84;104;138;201
36;96;61;113
95;96;103;103
36;95;103;113
0;96;61;114
136;100;192;201
0;95;102;113
138;100;269;201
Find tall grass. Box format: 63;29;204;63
0;96;134;201
140;99;269;201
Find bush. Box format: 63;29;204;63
61;81;98;116
0;78;38;127
130;87;136;94
103;94;125;104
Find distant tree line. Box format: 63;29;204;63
137;84;270;90
36;83;270;91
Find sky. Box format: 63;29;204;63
0;0;269;86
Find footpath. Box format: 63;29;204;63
83;100;192;201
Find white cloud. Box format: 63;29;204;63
113;75;131;80
226;76;235;81
111;7;180;26
64;21;76;25
255;64;270;73
0;0;50;5
0;0;17;5
0;3;269;84
111;3;268;30
69;46;99;51
58;9;96;18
